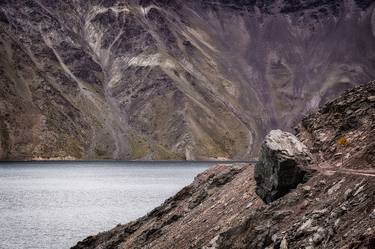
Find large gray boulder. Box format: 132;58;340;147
255;130;314;203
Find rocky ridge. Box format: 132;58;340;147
1;0;375;160
72;81;375;248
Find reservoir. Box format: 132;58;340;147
0;161;210;249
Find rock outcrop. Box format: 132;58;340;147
297;80;375;171
1;0;375;160
72;81;375;249
255;130;314;203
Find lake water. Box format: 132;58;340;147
0;161;210;249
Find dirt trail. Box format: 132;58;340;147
324;169;375;177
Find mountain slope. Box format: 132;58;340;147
72;81;375;249
1;0;375;160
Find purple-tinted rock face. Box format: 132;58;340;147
0;0;374;160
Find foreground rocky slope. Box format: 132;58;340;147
72;81;375;249
1;0;375;160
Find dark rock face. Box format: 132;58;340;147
255;130;313;203
0;0;375;160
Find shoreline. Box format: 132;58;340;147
0;160;257;164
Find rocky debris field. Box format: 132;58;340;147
216;171;374;249
72;82;375;248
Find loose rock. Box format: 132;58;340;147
370;209;375;219
280;238;288;249
255;130;314;203
312;227;327;245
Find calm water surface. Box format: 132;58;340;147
0;162;210;249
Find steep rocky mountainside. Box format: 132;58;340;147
72;81;375;249
1;0;375;160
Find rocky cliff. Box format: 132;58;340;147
72;81;375;249
1;0;375;160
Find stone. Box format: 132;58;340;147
301;200;310;209
189;189;208;209
344;188;353;200
312;208;329;218
370;209;375;219
334;152;343;159
334;218;341;228
319;180;327;185
302;186;312;193
245;202;253;209
367;96;375;102
255;130;314;203
297;219;315;234
353;185;365;196
312;227;327;245
280;238;288;249
202;235;220;249
273;210;293;220
327;178;345;195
